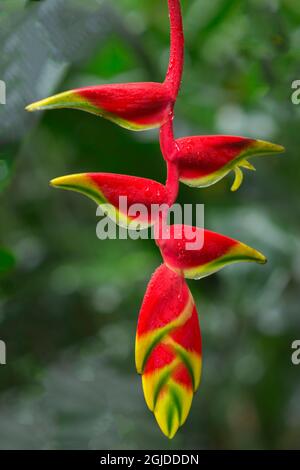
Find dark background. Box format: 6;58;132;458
0;0;300;449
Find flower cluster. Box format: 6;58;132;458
26;0;284;439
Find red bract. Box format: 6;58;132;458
27;0;283;439
158;225;266;280
135;264;201;439
26;83;174;131
25;0;183;131
51;173;169;229
172;135;284;190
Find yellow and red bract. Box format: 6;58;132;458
26;82;174;131
158;225;267;279
135;264;201;439
174;135;284;191
50;172;169;229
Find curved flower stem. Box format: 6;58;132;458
155;1;183;249
159;109;178;162
160;1;184;161
153;160;179;249
164;0;184;99
154;211;169;250
165;160;179;205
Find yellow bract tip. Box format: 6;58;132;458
254;251;267;264
25;90;79;113
233;242;267;265
25;103;37;112
50;173;88;189
252;140;285;156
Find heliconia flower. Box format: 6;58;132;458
26;83;174;131
136;264;201;439
50;172;169;229
23;0;281;441
158;225;267;279
25;1;184;132
173;135;284;191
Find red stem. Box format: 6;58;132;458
165;160;179;205
160;1;183;162
154;1;183;246
153;160;179;247
159;110;177;162
164;0;184;99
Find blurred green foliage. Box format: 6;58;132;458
0;0;300;450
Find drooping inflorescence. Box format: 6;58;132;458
26;0;284;438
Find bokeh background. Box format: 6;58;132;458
0;0;300;450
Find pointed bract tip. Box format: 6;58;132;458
166;428;178;440
235;242;267;265
50;173;88;189
25;90;79;112
155;410;180;440
25;103;36;112
252;140;285;156
254;250;267;264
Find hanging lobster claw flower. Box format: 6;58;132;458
173;135;284;191
50;172;169;229
158;225;267;280
136;264;201;439
26;83;174;131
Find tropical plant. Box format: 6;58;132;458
26;0;284;439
